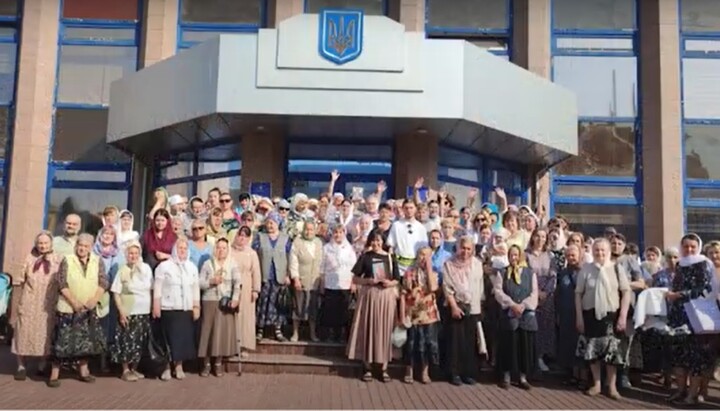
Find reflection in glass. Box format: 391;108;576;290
427;0;508;30
682;59;720;120
53;109;130;163
553;56;637;118
306;0;385;15
290;180;332;199
53;170;126;183
554;184;634;198
687;207;720;243
681;0;720;32
555;37;633;51
689;187;720;200
684;124;720;180
0;43;16;105
685;39;720;53
555;122;635;177
553;0;634;30
63;27;136;42
47;188;128;235
439;147;482;169
440;181;479;209
555;203;639;243
165;183;193;200
57;45;138;105
489;168;522;192
181;0;262;24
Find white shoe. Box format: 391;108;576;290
538;358;549;372
160;369;171;381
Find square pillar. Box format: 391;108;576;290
393;131;438;199
139;0;178;68
241;131;286;197
512;0;551;213
639;0;683;248
389;0;425;32
2;0;60;276
267;0;303;28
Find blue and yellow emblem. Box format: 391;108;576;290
318;8;364;65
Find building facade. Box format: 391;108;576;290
0;0;716;277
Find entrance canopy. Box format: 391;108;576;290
107;14;578;165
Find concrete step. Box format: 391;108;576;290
255;339;347;357
229;353;405;378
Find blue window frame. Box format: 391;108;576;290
425;0;512;58
177;0;266;50
155;159;243;198
46;0;141;229
304;0;388;15
549;0;643;245
680;0;720;237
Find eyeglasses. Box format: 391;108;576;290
257;208;269;213
192;227;206;231
279;207;290;212
220;199;232;203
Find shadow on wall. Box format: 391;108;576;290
48;197;104;236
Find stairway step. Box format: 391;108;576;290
232;353;404;378
255;339;347;357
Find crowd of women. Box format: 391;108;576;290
6;171;720;405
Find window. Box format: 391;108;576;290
554;184;635;199
555;203;639;243
687;207;720;242
62;0;139;20
682;59;720;119
685;124;720;180
553;0;634;31
554;122;635;177
0;0;15;16
306;0;385;15
52;108;130;163
289;143;392;162
178;0;265;49
47;188;129;235
681;0;720;33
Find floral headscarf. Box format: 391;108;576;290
32;230;55;274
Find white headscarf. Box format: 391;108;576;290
679;233;708;267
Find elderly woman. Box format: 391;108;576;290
493;244;539;390
443;236;484;386
48;233;109;387
230;226;261;358
286;193;310;240
402;247;440;384
117;210;139;252
253;212;292;342
188;218;213;269
555;245;583;386
665;234;716;405
219;192;241;233
575;238;631;400
11;231;62;381
525;228;554;372
347;230;399;383
319;224;357;342
93;225;125;371
289;220;324;342
142;208;177;270
207;207;228;244
153;238;201;381
352;214;373;256
198;238;240;377
110;240;153;382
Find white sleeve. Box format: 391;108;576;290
110;271;123;294
386;223;397;248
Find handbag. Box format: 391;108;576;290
147;320;169;364
219;294;239;314
277;286;293;316
684;297;720;334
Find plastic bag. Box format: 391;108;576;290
391;326;407;348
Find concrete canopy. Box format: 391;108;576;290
107;14;578;165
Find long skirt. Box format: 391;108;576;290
293;289;319;322
319;289;351;328
575;310;628;366
160;310;196;363
446;313;480;379
670;333;716;377
347;285;397;365
404;322;440;366
52;312;106;360
111;314;150;365
496;328;536;376
198;301;238;358
256;281;287;328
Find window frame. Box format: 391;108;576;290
177;0;267;50
549;0;642;246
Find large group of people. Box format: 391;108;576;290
6;171;720;405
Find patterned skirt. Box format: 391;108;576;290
575;310;628;367
256;281;288;328
53;312;107;360
111;314;150;365
670;333;717;377
404;322;440;366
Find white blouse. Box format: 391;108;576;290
321;242;357;290
154;259;200;311
110;263;153;316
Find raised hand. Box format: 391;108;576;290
330;170;340;182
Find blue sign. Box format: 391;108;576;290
318;8;364;65
250;182;271;198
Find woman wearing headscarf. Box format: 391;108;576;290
93;225;125;371
11;231;62;381
117;210;139;252
253;211;292;342
285;193;310;240
289;220;324;342
142;208;177;270
198;238;241;377
665;233;716;405
641;246;663;279
48;233;109;387
110;240;153;382
352;214;373;256
575;238;631;400
402;246;440;384
207;207;228;244
443;236;484;386
230;226;261;358
319;224;357;342
493;244;539;390
153;237;201;381
347;230;399;383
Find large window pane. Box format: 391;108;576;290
555;184;635;198
684;124;720;180
553;0;634;30
63;27;136;42
160;162;194;182
165;183;193;200
553;56;637;118
687;207;720;242
0;42;16;105
53;108;130;162
181;0;262;24
47;188;128;235
63;0;139;20
0;0;16;16
682;0;720;32
427;0;508;30
306;0;385;15
440;181;478;209
555;203;639;243
556;37;633;52
57;45;137;105
683;59;720;120
289;144;392;161
555;122;635;176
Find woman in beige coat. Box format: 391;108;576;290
230;226;261;357
290;220;324;342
